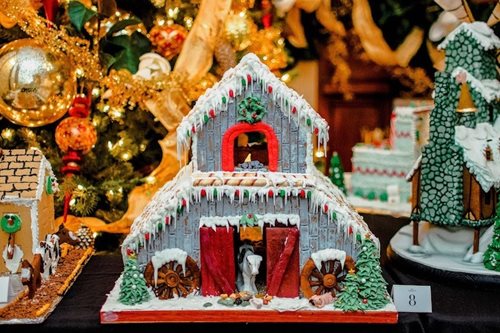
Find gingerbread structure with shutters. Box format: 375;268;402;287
102;54;395;323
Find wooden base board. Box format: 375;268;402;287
101;309;398;324
0;248;94;324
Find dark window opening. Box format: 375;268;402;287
234;131;268;171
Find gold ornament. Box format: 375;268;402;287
187;72;219;101
248;27;288;71
55;117;97;154
0;39;76;127
224;11;256;51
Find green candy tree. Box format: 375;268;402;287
119;256;151;305
329;152;346;195
484;195;500;272
356;240;389;310
335;272;364;311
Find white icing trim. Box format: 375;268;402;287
30;201;39;254
406;155;422;181
198;214;300;232
151;248;188;287
311;249;346;270
438;22;500;50
451;67;500;103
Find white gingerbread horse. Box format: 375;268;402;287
236;244;262;294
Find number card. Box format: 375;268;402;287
391;285;432;313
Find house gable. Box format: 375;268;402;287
177;53;328;174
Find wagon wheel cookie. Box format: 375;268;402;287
144;256;200;300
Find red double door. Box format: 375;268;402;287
200;226;300;297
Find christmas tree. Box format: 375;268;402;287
329;152;346;195
484;195;500;271
334;271;364;311
355;240;389;310
119;256;151;305
0;0;294;226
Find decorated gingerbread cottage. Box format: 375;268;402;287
114;54;392;316
0;148;58;274
407;22;500;261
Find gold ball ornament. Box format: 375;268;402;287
149;24;188;60
55;117;97;154
0;39;76;127
224;12;256;51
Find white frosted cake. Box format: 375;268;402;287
350;100;432;210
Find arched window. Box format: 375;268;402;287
222;123;278;172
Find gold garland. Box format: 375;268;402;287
3;0;102;81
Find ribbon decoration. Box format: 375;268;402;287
352;0;424;68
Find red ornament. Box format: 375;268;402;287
209;109;216;118
149;24;188;60
262;13;273;28
247;74;252;84
43;0;59;23
292;106;297;114
229;89;235;98
55;117;97;154
268;189;274;197
299;190;306;198
200;189;207;197
362;298;368;304
267;85;273;94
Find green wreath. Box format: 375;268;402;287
237;96;267;124
1;214;22;234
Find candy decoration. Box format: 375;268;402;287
268;189;274;197
267;85;273;93
165;216;170;224
200;189;207;197
209;109;216;118
306;118;312;126
229;89;235;98
247;74;252;84
292;106;297;114
1;214;22;234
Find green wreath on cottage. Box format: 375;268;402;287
237;96;267;124
1;214;22;234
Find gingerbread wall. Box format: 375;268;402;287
0;166;56;273
137;195;361;271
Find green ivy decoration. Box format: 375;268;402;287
240;213;258;227
237;96;267;124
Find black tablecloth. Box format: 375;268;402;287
3;214;500;333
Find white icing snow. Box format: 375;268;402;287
176;53;329;164
2;244;24;273
311;249;347;270
455;123;500;192
151;248;188;287
101;274;397;314
451;67;500;103
438;22;500;50
199;214;300;232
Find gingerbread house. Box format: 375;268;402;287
108;55;393;321
0;148;57;273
